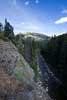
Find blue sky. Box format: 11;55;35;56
0;0;67;36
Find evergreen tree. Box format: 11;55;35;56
4;19;14;39
0;22;3;32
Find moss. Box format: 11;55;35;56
15;56;33;81
16;58;25;68
31;39;39;80
13;67;24;81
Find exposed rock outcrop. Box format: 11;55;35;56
0;40;34;85
0;40;52;100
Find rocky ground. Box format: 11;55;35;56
0;40;52;100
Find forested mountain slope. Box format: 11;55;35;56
41;33;67;99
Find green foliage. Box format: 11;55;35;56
13;67;24;81
0;32;4;39
41;33;67;90
0;23;3;32
0;19;15;41
0;32;9;41
12;34;24;55
25;32;32;36
31;39;39;79
4;19;14;39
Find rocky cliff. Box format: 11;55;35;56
0;39;52;100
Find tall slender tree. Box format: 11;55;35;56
4;19;14;39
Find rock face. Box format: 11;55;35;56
24;36;40;79
38;54;67;100
0;40;19;72
0;40;34;84
24;37;32;64
0;40;52;100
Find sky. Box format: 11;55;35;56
0;0;67;36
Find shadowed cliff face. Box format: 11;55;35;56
0;40;52;100
38;54;67;100
40;34;67;100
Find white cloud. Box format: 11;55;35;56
62;9;67;14
55;17;67;24
21;22;25;25
25;1;29;6
16;22;39;30
14;22;40;34
35;0;39;4
24;23;39;30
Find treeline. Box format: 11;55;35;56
41;33;67;91
0;19;14;40
0;19;24;53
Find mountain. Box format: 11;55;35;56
16;32;50;40
30;32;50;40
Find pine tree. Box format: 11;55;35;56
4;19;14;39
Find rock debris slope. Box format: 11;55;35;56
0;40;52;100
